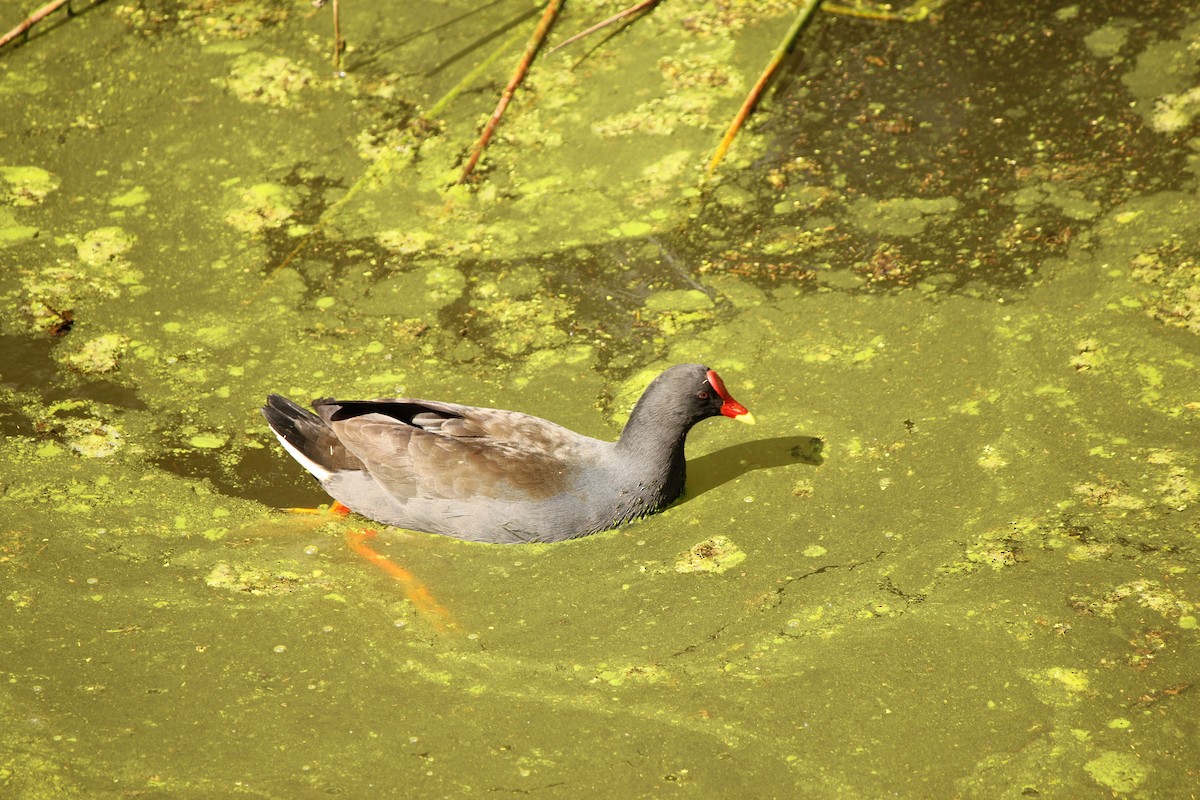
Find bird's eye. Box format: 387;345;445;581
697;390;710;400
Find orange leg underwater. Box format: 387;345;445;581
283;500;352;517
344;529;458;633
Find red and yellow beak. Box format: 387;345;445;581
706;369;756;426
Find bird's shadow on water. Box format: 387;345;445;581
681;436;824;505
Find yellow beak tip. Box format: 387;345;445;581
735;411;757;426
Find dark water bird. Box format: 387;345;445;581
262;363;755;543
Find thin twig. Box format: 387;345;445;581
457;0;563;184
547;0;660;55
332;0;344;73
426;25;526;119
707;0;824;175
426;4;540;77
0;0;71;50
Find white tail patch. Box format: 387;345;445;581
273;431;333;482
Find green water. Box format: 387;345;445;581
1;0;1198;796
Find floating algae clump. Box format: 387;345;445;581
643;289;716;336
1026;666;1091;707
1083;751;1149;794
0;165;60;206
358;265;466;325
224;182;298;233
850;195;960;237
675;535;746;574
593;663;670;687
477;295;573;356
206;562;309;595
470;267;573;357
62;333;130;375
1152;86;1200;132
1069;578;1195;621
25;400;125;458
221;52;315;107
189;432;228;450
63;419;124;458
1129;242;1200;335
15;229;142;333
938;517;1064;574
75;226;135;265
0;207;38;247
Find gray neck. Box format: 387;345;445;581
612;400;693;518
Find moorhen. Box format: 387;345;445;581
262;363;754;543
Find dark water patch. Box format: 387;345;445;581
256;164;375;289
0;334;145;439
685;0;1187;296
152;433;321;509
0;334;145;408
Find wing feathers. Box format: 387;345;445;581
314;399;579;502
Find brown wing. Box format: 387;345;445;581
316;399;580;503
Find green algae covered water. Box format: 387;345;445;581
1;0;1198;796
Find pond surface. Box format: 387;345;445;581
1;0;1198;796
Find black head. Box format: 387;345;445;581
624;364;755;443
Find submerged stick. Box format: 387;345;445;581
547;0;660;55
706;0;823;175
457;0;563;184
332;0;345;73
0;0;71;49
426;24;526;119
